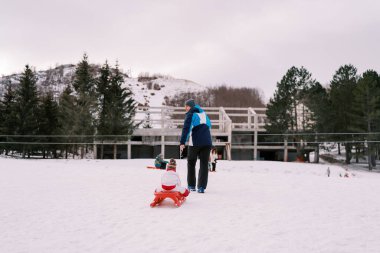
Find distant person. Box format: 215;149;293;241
327;167;330;177
155;158;189;197
344;169;350;178
154;154;168;170
339;168;350;178
210;148;218;172
180;99;212;193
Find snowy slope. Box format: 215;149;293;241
0;65;205;107
1;159;380;253
125;76;205;107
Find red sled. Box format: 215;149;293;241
147;166;162;170
150;191;186;208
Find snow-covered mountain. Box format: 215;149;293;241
0;64;206;107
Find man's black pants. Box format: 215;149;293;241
187;146;211;189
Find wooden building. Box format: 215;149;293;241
94;106;314;161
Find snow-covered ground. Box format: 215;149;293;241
1;159;380;253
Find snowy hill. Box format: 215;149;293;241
1;158;380;253
0;64;205;107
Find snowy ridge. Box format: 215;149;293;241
0;64;76;100
0;64;206;107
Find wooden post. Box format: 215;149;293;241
248;108;252;129
284;138;288;162
161;135;165;158
220;107;232;161
127;141;131;159
113;144;117;159
219;107;223;131
80;146;84;159
249;107;258;161
93;144;97;159
253;114;258;160
314;134;319;163
161;107;165;129
225;143;231;161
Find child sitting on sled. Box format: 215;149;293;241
154;154;168;169
155;158;189;197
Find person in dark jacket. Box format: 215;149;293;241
180;99;212;193
154;154;168;170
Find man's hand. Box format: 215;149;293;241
180;144;185;153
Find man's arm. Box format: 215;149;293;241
180;112;193;145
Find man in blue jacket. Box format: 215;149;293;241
180;99;212;193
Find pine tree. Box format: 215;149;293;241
14;65;39;158
303;82;333;162
304;82;336;133
97;62;137;136
265;66;316;160
58;85;77;159
97;63;136;136
96;61;112;136
73;54;95;95
352;70;380;169
38;92;59;158
266;91;291;134
329;64;358;164
0;85;17;155
95;62;137;159
108;63;137;136
72;54;97;158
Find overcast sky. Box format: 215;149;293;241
1;0;379;100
